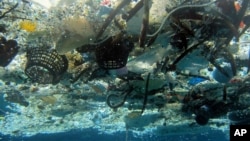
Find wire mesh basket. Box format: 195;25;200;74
25;48;68;84
95;37;132;69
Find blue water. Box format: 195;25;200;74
0;128;228;141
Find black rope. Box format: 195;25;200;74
141;73;150;115
0;3;18;19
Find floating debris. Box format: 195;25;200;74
40;95;57;105
228;109;250;125
19;20;37;32
188;77;207;86
56;17;96;54
4;90;29;107
95;35;134;69
96;0;131;39
141;73;150;114
25;48;68;84
0;37;19;67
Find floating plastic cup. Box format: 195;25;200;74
25;48;68;84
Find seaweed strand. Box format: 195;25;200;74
106;87;134;109
139;0;150;47
223;85;227;101
210;9;240;40
147;1;215;38
0;3;18;19
224;48;237;76
210;59;231;78
167;40;206;71
141;73;150;115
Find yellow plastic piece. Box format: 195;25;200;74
19;20;37;32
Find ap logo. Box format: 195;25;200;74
230;125;250;141
234;129;247;136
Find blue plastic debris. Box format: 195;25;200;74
188;77;206;85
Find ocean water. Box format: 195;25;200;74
0;128;228;141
